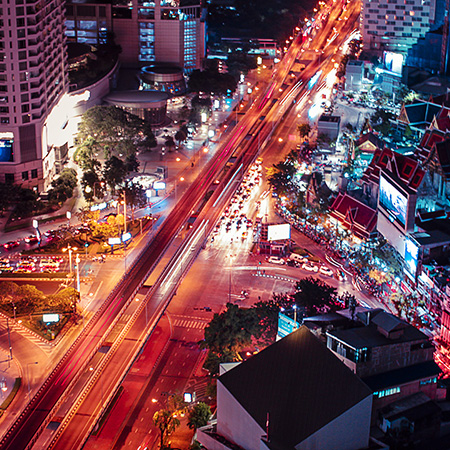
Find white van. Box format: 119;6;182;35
288;253;305;264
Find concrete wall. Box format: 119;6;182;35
296;396;372;450
217;381;266;450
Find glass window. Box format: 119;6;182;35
31;169;38;179
78;20;97;30
22;171;28;181
66;20;75;30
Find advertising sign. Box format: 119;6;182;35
277;312;299;339
267;223;291;241
384;51;404;75
379;175;407;226
0;139;13;162
122;232;131;242
153;181;166;190
108;237;121;245
43;314;59;323
404;237;419;277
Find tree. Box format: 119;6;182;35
187;402;211;430
81;170;104;202
103;156;127;193
267;159;296;197
125;153;140;173
14;187;41;218
293;277;337;315
175;129;187;147
77;105;143;158
200;303;260;358
48;168;78;205
253;293;294;343
153;394;186;449
188;69;237;96
164;136;176;152
75;136;102;172
297;123;311;138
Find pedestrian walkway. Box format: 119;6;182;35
0;350;20;410
171;316;208;329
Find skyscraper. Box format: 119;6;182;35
0;0;68;191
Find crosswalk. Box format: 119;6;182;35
0;320;54;353
171;316;208;329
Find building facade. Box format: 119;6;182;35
65;0;206;72
360;0;436;54
0;0;68;191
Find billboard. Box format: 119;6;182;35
379;175;407;226
384;51;404;75
277;312;300;339
43;314;59;323
0;139;13;162
267;223;291;241
404;237;419;277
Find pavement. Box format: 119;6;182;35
0;350;20;410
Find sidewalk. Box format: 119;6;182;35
0;351;20;413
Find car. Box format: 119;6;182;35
3;240;19;250
319;266;334;277
336;270;347;282
267;256;285;265
287;259;301;268
25;235;39;244
302;262;318;273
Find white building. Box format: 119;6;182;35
0;0;68;191
198;327;373;450
360;0;436;54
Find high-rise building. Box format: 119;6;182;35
65;0;206;72
0;0;68;191
360;0;436;54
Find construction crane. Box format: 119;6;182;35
441;0;450;74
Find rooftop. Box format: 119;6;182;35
219;326;372;449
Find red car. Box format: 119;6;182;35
3;241;19;250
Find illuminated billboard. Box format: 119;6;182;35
0;139;13;162
379;175;407;226
43;314;59;323
268;223;291;241
384;51;404;75
404;238;419;277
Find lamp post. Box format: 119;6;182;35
75;255;80;293
62;244;78;277
27;362;38;398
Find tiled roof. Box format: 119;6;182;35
434;139;450;177
355;132;385;153
361;148;425;192
219;327;372;449
329;193;377;240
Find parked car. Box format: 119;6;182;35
267;256;285;265
302;262;318;273
319;265;334;277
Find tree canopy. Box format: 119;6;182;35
187;402;211;430
188;69;237;95
293;277;338;315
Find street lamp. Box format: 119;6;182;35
62;244;78;276
75;255;80;293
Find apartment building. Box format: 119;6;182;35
360;0;436;54
0;0;68;191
